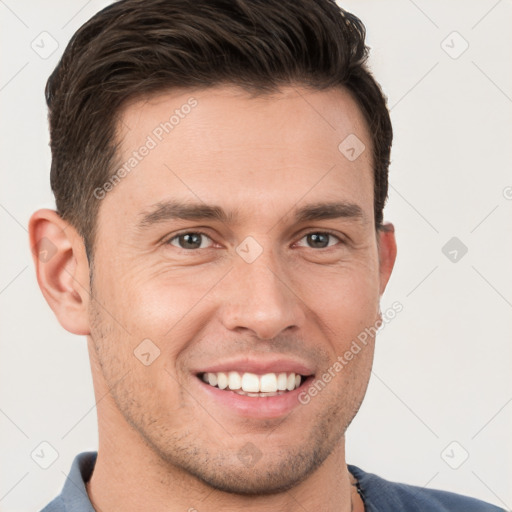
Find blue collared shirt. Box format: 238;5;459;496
40;451;506;511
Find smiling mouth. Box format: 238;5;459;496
198;371;309;397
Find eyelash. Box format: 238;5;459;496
165;230;344;251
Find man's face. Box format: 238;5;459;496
87;85;394;494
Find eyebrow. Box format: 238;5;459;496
136;199;366;230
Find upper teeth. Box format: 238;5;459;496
201;371;302;393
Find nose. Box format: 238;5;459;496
218;245;305;340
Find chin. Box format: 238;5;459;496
181;453;322;496
149;430;338;496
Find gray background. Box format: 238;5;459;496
1;0;511;510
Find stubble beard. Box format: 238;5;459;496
88;292;371;496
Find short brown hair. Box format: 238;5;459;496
46;0;392;261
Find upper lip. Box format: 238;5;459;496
194;357;315;376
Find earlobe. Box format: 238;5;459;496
29;209;91;335
377;222;397;295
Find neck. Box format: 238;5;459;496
88;407;354;511
87;443;354;512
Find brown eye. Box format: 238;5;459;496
297;232;341;249
168;232;213;250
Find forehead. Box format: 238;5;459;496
118;84;371;158
102;85;374;229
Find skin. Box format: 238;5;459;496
30;85;396;512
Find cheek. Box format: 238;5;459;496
95;263;232;377
89;296;190;417
290;257;381;344
100;260;219;332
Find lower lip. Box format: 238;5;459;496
195;375;315;419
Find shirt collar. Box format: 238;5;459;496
60;453;374;511
59;451;97;511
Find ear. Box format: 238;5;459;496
29;209;91;335
377;222;397;295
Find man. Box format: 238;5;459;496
29;0;505;510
